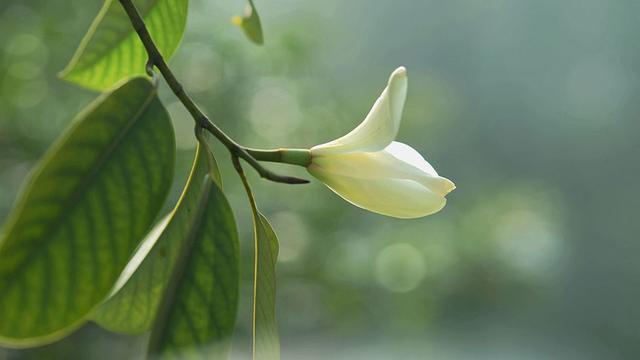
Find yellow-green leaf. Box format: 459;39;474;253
60;0;189;91
237;168;280;360
253;213;280;360
232;0;264;45
0;78;175;347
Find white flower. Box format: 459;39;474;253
308;67;455;219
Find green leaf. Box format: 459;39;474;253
237;169;280;360
60;0;189;91
252;213;280;360
147;177;239;358
232;0;264;45
91;135;222;334
0;77;175;347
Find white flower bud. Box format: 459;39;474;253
308;67;455;218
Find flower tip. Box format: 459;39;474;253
442;177;456;195
392;66;407;78
388;66;408;93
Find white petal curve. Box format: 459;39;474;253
311;67;408;155
385;142;438;176
384;142;456;196
308;168;447;218
310;141;455;197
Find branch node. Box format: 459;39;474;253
145;58;155;76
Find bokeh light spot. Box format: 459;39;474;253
177;43;222;93
375;243;427;293
270;211;309;263
8;79;47;109
5;33;42;57
495;209;562;279
8;61;43;80
325;235;373;285
249;79;301;141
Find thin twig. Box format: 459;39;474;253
118;0;308;184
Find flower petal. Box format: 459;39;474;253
310;141;455;197
308;168;447;218
383;142;456;196
311;67;408;155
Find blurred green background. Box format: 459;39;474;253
1;0;639;359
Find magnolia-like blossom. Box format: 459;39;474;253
307;67;455;218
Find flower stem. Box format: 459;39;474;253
117;0;308;184
245;148;311;167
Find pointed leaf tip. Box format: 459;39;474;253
234;0;264;45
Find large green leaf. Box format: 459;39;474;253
146;176;239;358
232;0;264;45
92;135;222;334
0;78;175;347
60;0;189;91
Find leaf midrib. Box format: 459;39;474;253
0;84;157;297
147;178;213;353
